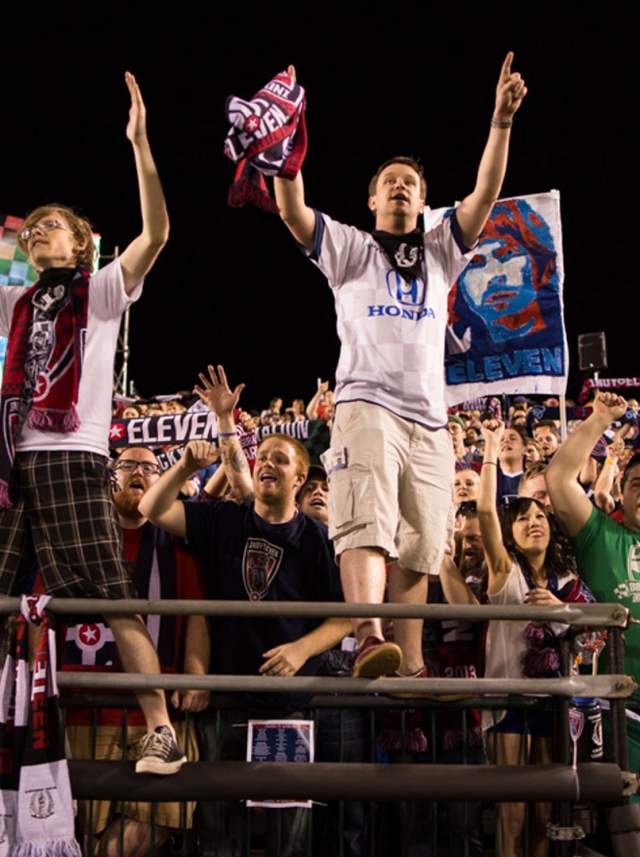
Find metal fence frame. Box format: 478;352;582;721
2;596;637;856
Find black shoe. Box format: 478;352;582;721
135;726;187;775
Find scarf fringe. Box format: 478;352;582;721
12;837;83;857
0;479;11;508
26;407;80;433
227;168;279;213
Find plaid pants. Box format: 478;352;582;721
0;451;135;598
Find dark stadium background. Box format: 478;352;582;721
4;8;635;409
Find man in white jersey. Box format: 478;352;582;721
274;54;527;679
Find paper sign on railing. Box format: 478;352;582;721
246;719;314;809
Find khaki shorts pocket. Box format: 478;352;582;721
328;467;375;540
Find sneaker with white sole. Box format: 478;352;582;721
135;726;187;775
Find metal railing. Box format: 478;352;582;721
3;596;637;856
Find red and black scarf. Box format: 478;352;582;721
224;69;307;213
0;267;89;507
0;595;81;857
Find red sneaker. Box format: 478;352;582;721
352;636;402;678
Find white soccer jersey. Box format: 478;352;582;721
311;212;474;428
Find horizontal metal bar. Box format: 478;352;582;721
59;692;552;711
0;597;629;626
56;672;637;698
68;761;625;803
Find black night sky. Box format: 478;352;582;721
4;7;636;409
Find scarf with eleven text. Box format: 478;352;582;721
0;594;81;857
0;268;89;507
224;69;307;213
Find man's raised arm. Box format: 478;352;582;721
118;72;170;295
138;441;217;537
547;393;628;536
455;52;527;248
193;364;253;502
273;65;316;251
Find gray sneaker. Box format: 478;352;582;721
135;726;187;775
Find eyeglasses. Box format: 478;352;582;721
113;460;161;476
19;218;74;242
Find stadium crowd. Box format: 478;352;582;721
97;376;640;857
1;59;639;857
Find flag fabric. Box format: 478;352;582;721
428;191;567;406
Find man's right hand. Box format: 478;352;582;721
593;392;628;424
182;440;218;473
480;419;505;447
194;364;245;418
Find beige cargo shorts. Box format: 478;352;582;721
322;400;454;574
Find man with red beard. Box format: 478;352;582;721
62;445;209;856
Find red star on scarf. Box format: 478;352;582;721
109;423;125;440
244;114;260;133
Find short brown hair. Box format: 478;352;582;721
18;203;97;272
368;156;427;199
520;461;548;485
257;434;310;479
533;420;559;436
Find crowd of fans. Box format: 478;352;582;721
90;377;640;856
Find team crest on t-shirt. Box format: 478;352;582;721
613;543;640;602
242;538;284;601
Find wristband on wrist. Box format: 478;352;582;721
605;457;616;466
218;431;237;438
482;461;498;467
491;116;512;129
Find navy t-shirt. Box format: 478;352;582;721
497;467;523;502
183;499;342;680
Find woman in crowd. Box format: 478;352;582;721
477;420;593;857
454;468;481;507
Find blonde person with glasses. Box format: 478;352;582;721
0;73;184;775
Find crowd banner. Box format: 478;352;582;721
109;412;330;464
425;191;568;406
109;411;218;448
579;377;640;403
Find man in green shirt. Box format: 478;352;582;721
547;392;640;686
547;392;640;782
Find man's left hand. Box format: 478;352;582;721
494;52;527;121
259;642;308;677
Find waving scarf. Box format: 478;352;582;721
224;69;307;212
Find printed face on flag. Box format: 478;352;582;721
455;199;559;345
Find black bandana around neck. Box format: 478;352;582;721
372;228;424;283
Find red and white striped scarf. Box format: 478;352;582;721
0;595;80;857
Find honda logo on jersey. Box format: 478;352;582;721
386;270;426;307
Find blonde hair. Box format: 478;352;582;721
18;203;97;272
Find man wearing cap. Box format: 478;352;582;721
297;465;329;525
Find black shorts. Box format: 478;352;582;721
0;450;135;599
